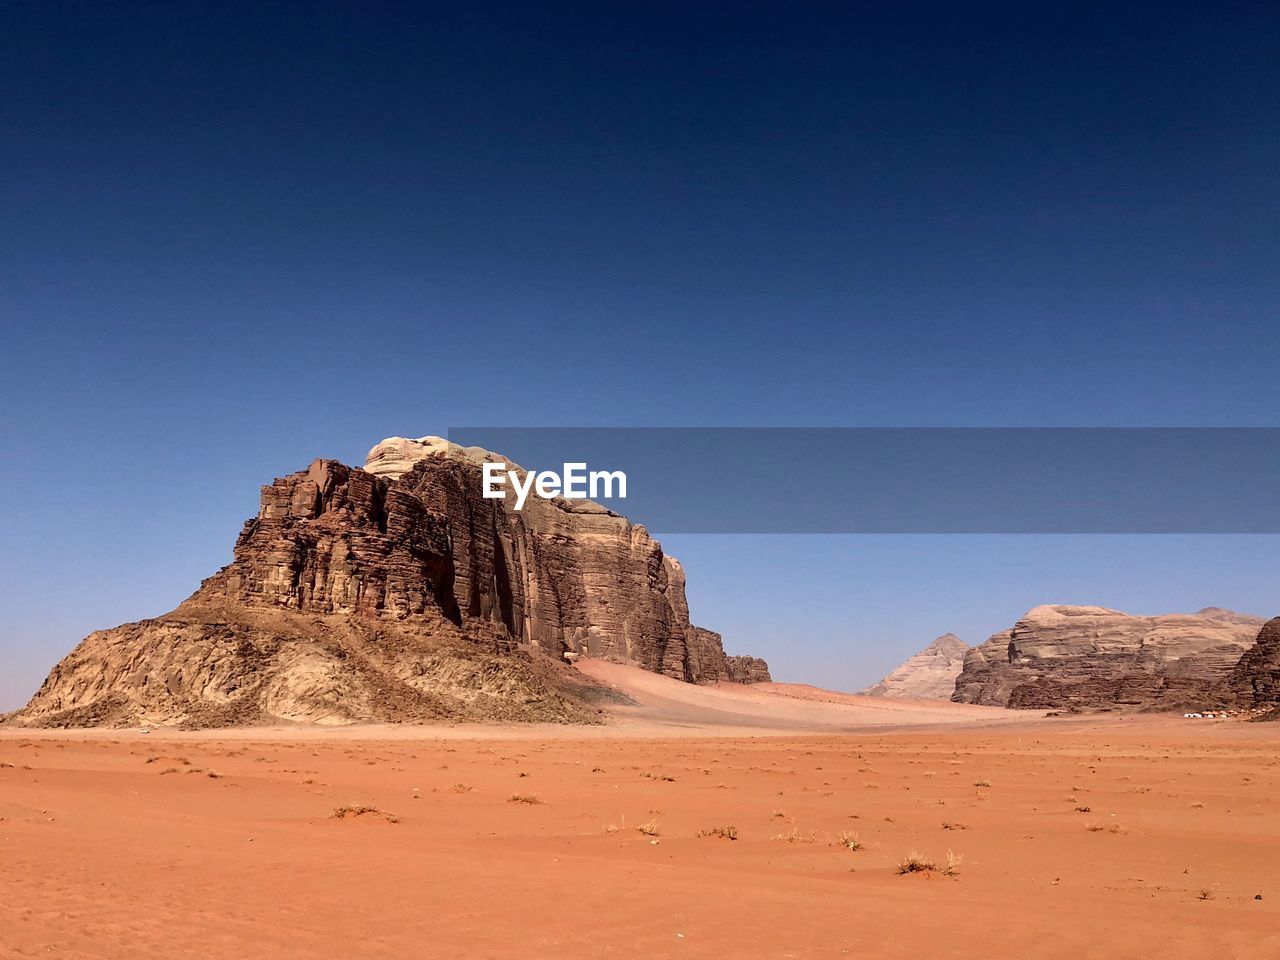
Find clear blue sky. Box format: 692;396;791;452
2;2;1277;708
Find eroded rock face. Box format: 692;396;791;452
204;459;463;627
6;437;767;728
951;606;1263;711
1230;617;1280;708
863;633;969;700
356;437;767;684
680;627;771;684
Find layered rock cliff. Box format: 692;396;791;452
862;633;969;700
360;437;766;684
952;606;1264;711
6;436;768;728
1230;617;1280;710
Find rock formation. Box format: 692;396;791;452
5;437;768;728
862;633;969;700
1230;617;1280;709
952;605;1264;711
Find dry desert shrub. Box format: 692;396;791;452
897;850;962;877
331;804;400;824
835;830;862;851
508;793;542;805
696;825;738;840
636;820;661;837
897;851;935;874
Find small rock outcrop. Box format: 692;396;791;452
862;633;969;700
1230;617;1280;709
5;436;767;728
952;605;1264;711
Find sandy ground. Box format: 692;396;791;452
2;667;1277;959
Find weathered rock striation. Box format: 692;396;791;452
360;438;766;684
6;437;768;728
863;633;969;700
952;605;1264;711
1230;617;1280;710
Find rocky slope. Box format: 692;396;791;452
952;605;1264;711
1230;617;1280;711
5;437;768;728
862;633;969;700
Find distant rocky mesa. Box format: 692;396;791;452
5;436;769;729
867;607;1280;714
862;633;969;700
952;605;1268;712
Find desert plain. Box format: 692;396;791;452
2;662;1277;960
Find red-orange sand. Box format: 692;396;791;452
3;665;1277;959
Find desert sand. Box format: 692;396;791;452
2;665;1277;959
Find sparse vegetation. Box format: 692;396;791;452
897;851;936;874
508;793;542;804
696;825;738;840
941;821;967;831
331;804;400;824
897;850;962;877
835;829;862;851
637;820;661;837
973;779;992;787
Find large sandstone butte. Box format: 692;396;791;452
1230;617;1280;713
862;633;969;700
952;605;1264;711
5;436;768;729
